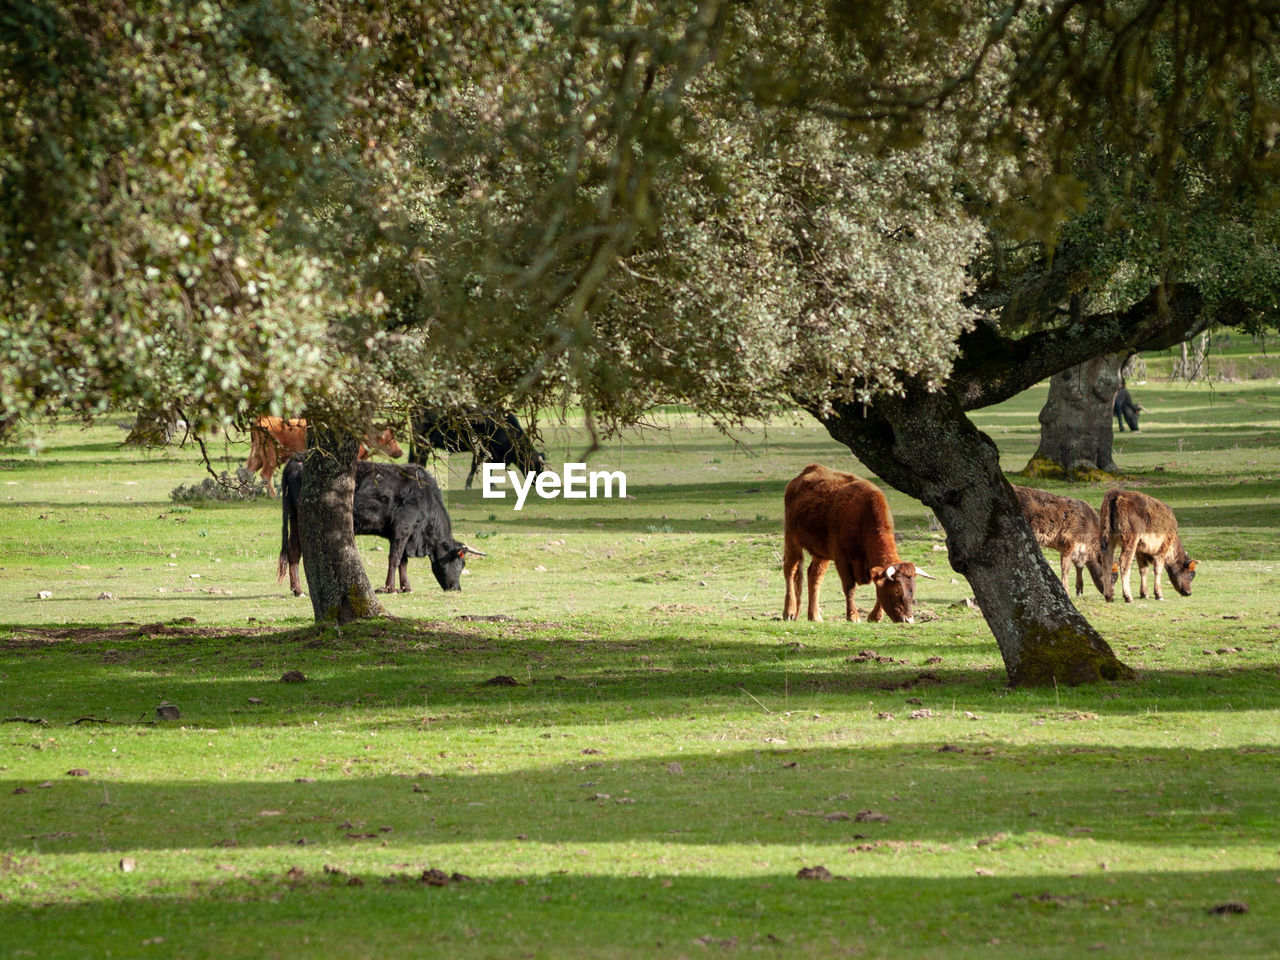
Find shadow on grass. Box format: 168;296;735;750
3;736;1278;855
2;867;1274;959
1;621;1278;728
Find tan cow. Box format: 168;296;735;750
1099;488;1197;602
1012;485;1108;596
782;463;933;623
244;416;403;496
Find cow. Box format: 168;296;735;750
1114;386;1143;432
277;456;483;596
409;407;546;489
1099;488;1197;603
782;463;934;623
1012;485;1108;596
245;416;404;497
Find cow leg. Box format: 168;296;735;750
834;559;863;622
264;467;276;498
1073;561;1085;597
1118;540;1138;603
806;558;829;622
377;538;406;593
465;455;479;489
1150;560;1164;600
1058;553;1072;591
782;542;804;621
397;559;412;593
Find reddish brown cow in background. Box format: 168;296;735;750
782;463;934;623
244;416;403;497
1100;488;1197;602
1012;485;1109;596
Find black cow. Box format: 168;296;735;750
277;455;482;596
409;407;546;489
1114;386;1142;432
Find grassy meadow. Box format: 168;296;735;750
1;377;1278;958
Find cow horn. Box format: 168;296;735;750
914;568;937;580
884;564;896;579
461;545;487;558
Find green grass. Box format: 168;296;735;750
2;381;1279;958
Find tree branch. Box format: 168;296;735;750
951;282;1245;410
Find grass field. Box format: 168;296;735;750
1;379;1278;958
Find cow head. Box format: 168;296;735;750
431;542;468;591
1167;556;1197;596
430;542;486;591
366;427;404;460
869;562;934;623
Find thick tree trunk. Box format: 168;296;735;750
1026;353;1125;474
819;384;1131;686
298;423;386;623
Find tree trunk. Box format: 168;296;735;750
1026;353;1125;475
298;423;386;623
818;384;1131;686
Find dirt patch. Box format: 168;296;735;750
0;622;280;649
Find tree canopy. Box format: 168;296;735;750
5;1;1279;437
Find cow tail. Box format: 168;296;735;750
1099;490;1118;555
277;479;293;583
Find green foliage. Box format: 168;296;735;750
5;0;1280;443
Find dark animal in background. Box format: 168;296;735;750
1099;488;1196;603
1012;485;1109;596
246;416;403;497
782;463;934;623
277;456;482;596
409;407;546;489
1113;386;1143;432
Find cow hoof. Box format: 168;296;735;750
375;587;394;594
291;589;302;597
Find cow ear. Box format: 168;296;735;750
456;548;466;560
1111;563;1119;573
870;566;886;584
1187;560;1197;571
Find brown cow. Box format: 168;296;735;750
1012;485;1108;596
782;463;933;623
244;416;403;497
1099;489;1197;602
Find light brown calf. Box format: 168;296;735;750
782;463;933;623
1012;485;1108;596
1099;488;1197;602
244;416;403;496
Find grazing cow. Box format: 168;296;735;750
277;456;482;596
1012;485;1109;596
409;407;546;489
1100;488;1197;603
245;416;403;497
782;463;934;623
1113;386;1143;432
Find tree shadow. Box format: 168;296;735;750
3;737;1278;855
2;867;1274;958
2;622;1278;729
